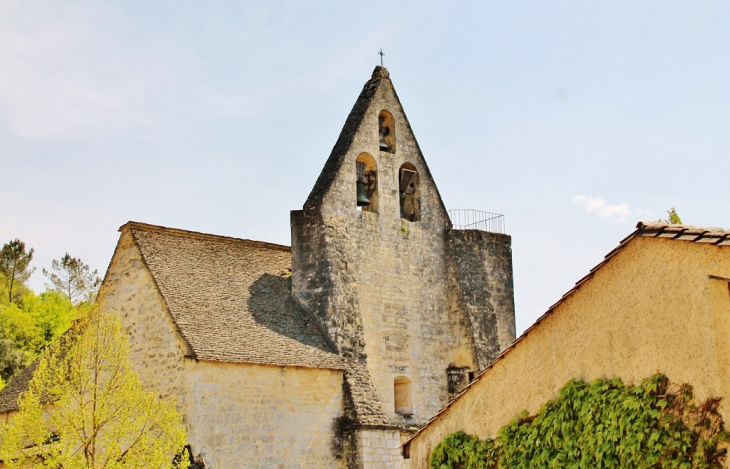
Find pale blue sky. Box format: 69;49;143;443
1;1;728;332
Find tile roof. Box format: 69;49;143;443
403;221;730;446
125;222;345;370
0;360;37;413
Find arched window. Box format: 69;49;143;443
378;110;396;153
355;153;378;213
394;376;413;415
399;163;420;222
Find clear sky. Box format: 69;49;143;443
1;1;728;333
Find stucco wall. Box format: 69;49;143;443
408;237;730;467
100;229;190;406
184;360;344;469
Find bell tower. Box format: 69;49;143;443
290;66;515;466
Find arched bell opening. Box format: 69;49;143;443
398;163;420;222
355;153;378;213
394;376;413;415
378;110;396;153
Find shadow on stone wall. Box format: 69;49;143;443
247;273;335;355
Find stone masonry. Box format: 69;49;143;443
291;66;516;466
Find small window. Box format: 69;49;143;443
355;153;378;213
394;376;413;415
378;110;396;153
399;163;420;222
468;371;475;382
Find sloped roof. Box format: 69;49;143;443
403;221;730;446
0;360;37;413
125;222;345;370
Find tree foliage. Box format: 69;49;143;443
0;291;80;368
0;338;23;385
430;375;729;469
0;307;189;469
661;207;683;225
0;239;35;304
43;253;101;305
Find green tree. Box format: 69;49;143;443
43;253;101;305
0;307;189;468
0;291;79;359
0;302;44;359
660;207;683;225
0;239;35;304
0;338;24;383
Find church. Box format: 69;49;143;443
0;66;516;468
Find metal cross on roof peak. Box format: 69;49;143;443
378;49;385;66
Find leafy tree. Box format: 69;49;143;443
0;291;78;360
0;338;24;383
660;207;683;225
21;290;80;343
0;307;189;468
0;272;9;307
0;239;35;304
43;253;101;305
0;302;44;359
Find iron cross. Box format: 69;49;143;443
378;49;385;66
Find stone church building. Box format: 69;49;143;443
0;66;516;468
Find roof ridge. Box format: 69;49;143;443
119;221;291;252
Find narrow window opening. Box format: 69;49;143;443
378;110;396;153
468;371;475;382
399;163;420;221
355;153;378;213
394;376;413;415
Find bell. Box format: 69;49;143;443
379;115;391;151
357;181;371;206
379;133;390;151
400;192;407;218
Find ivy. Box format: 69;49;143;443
429;375;729;469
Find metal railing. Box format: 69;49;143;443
448;209;505;234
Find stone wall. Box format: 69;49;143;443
292;69;514;434
407;238;730;467
447;230;516;369
356;428;402;469
100;229;191;406
184;360;344;469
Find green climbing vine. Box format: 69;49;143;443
429;374;729;469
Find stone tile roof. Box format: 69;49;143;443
403;221;730;446
0;360;37;413
125;222;345;370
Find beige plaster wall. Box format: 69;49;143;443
184;360;344;469
408;238;730;467
100;229;190;405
